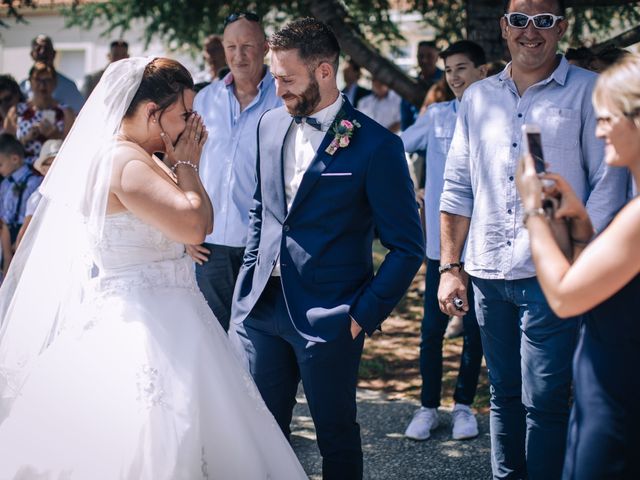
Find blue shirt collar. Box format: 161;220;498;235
499;54;569;90
9;164;31;183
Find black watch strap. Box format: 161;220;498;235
438;262;462;274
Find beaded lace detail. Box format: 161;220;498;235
89;212;197;294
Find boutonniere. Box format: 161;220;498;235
325;118;361;156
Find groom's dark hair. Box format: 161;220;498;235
269;18;340;75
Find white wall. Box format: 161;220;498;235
0;12;199;90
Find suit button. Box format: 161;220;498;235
283;225;290;232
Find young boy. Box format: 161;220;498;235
401;40;487;441
15;139;61;249
0;133;43;274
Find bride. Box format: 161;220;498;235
0;57;307;479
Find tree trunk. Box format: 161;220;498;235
308;0;427;107
466;0;507;62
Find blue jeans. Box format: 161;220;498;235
420;258;483;408
472;276;579;480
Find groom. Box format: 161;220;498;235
230;18;424;479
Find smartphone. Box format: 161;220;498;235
41;109;56;124
522;124;556;212
521;124;545;174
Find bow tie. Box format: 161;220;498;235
293;115;322;131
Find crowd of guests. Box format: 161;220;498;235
0;0;638;477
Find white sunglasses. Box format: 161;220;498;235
504;12;564;29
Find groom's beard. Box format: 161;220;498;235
283;76;321;117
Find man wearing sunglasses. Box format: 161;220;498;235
189;12;281;332
438;1;629;479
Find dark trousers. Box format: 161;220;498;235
562;324;640;479
420;258;483;408
194;243;244;331
233;277;365;480
472;276;578;480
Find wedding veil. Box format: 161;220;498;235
0;57;150;418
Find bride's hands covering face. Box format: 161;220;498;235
161;111;208;169
160;112;208;166
158;91;207;167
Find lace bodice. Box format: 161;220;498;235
90;211;196;292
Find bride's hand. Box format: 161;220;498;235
161;113;208;169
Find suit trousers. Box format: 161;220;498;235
194;243;244;331
472;276;579;480
233;276;365;480
420;258;483;408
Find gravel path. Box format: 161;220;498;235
291;388;492;479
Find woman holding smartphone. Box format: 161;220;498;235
516;54;640;479
3;62;75;165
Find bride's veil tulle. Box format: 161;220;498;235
0;57;150;419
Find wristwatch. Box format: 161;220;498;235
438;262;462;274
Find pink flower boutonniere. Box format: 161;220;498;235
325;118;361;156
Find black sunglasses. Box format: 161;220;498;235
223;11;260;28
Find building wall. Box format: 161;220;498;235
0;12;199;91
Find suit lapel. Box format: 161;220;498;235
264;111;292;223
287;98;355;216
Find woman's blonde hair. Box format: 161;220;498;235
593;53;640;128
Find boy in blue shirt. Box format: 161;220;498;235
401;41;487;441
0;133;42;274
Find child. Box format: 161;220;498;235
400;40;487;441
0;133;42;275
15;139;61;248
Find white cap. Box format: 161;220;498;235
34;139;62;174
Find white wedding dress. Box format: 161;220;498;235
0;211;307;479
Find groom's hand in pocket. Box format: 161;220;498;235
186;244;210;265
349;315;363;339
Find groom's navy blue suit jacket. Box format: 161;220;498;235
231;97;424;342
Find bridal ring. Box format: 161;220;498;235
195;134;200;142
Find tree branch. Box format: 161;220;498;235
308;0;426;106
566;0;640;6
591;23;640;51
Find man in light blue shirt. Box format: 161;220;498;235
20;35;84;114
438;1;630;478
190;12;281;331
401;40;486;444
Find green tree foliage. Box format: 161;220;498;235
56;0;405;51
413;0;640;49
3;0;640;105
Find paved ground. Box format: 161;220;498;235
291;388;492;479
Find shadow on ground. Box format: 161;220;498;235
291;388;492;480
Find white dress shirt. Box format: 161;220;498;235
283;94;344;210
272;94;343;276
357;90;401;130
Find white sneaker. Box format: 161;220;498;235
404;407;439;440
451;404;479;440
444;316;464;339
